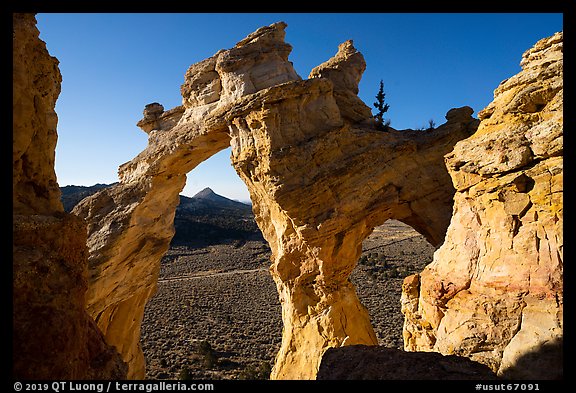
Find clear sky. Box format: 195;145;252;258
35;13;563;202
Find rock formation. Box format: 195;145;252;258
228;75;477;379
316;345;497;380
12;13;127;379
73;22;478;379
72;22;298;378
401;32;563;379
13;13;62;215
18;15;563;380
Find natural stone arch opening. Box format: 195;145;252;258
72;22;479;379
73;125;232;378
139;146;282;379
351;219;435;349
226;92;479;379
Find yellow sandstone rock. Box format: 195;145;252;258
401;32;563;379
73;22;477;379
65;22;562;380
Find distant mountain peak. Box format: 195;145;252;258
182;187;251;213
191;187;248;206
193;187;218;200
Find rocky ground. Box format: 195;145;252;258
140;220;435;380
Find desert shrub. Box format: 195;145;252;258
232;239;246;248
366;269;378;281
415;119;436;131
238;361;272;380
197;340;218;369
382;267;401;279
178;368;193;380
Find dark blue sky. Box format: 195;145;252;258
36;13;563;201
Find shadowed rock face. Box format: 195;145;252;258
401;32;563;379
73;22;478;379
12;13;127;379
316;345;498;380
13;13;62;216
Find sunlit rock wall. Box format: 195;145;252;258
401;32;563;380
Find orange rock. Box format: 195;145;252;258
71;23;562;380
401;32;563;379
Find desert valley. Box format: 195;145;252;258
62;185;435;379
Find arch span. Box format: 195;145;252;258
73;22;477;379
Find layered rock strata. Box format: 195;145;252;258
13;13;62;215
15;16;562;381
12;13;127;379
401;32;563;379
74;22;478;379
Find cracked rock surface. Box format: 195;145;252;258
401;32;563;379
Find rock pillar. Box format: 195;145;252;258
401;32;563;379
13;13;127;379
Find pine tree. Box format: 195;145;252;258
373;79;390;131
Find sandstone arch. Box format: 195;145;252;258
14;16;563;381
72;22;478;379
